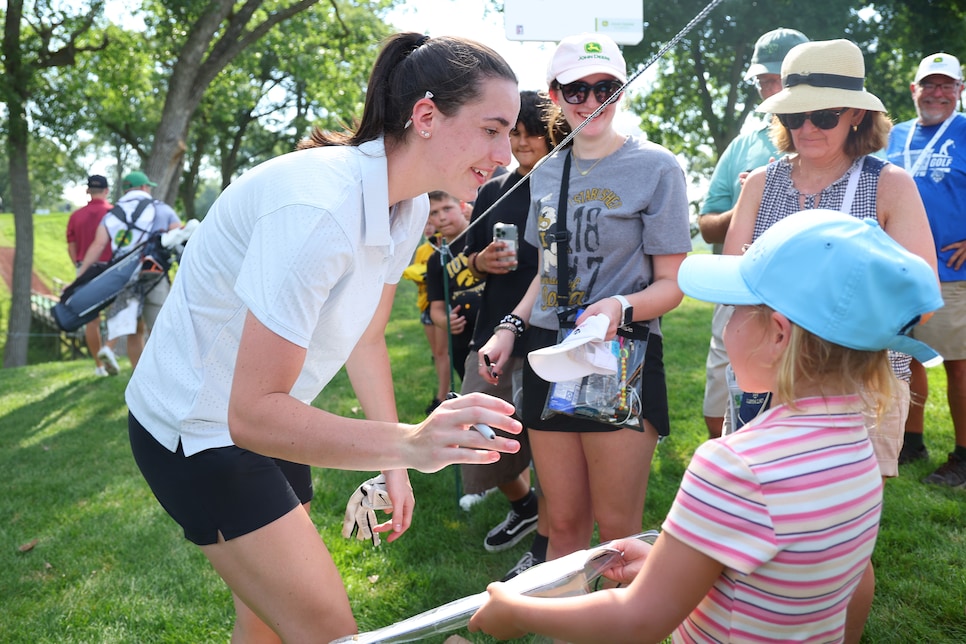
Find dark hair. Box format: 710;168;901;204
299;32;516;149
769;110;892;158
546;81;573;147
517;90;553;150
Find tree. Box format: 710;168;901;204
137;0;323;204
622;0;866;174
1;0;107;367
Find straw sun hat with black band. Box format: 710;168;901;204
757;39;886;115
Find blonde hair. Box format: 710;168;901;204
769;110;893;157
751;306;896;419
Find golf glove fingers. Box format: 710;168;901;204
342;474;391;547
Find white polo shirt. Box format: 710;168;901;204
126;138;428;456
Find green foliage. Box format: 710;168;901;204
626;0;862;164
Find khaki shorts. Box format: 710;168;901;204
912;281;966;361
867;379;910;478
459;351;533;494
143;276;170;333
703;304;733;418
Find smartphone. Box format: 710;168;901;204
492;222;518;271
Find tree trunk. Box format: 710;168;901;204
145;0;320;203
3;0;33;368
3;104;34;369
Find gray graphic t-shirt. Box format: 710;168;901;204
525;136;692;337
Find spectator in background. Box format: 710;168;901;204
462;90;551;581
480;33;692;563
425;191;485;386
402;221;449;414
698;28;808;438
887;52;966;486
66;174;120;376
725;38;939;643
76;171;182;370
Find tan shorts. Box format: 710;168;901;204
459;351;533;494
867;379;910;478
703;304;733;418
912;281;966;361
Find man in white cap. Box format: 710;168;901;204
887;52;966;487
697;27;808;438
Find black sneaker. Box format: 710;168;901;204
502;551;543;582
898;442;929;465
424;398;441;415
923;452;966;488
484;506;539;552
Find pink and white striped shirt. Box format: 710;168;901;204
664;395;883;643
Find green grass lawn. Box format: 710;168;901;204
1;213;965;641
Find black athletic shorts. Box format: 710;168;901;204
128;412;312;545
520;326;671;436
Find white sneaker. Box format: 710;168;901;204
97;346;120;376
459;488;495;511
94;366;109;377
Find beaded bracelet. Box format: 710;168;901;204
497;313;525;337
494;322;521;338
470;252;484;275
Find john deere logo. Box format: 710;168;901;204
584;42;603;54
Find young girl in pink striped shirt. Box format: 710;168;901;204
469;209;942;643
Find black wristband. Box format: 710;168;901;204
497;313;525;337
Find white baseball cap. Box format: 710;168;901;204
914;52;963;83
528;314;618;382
546;33;627;85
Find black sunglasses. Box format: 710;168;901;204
558;80;624;105
777;108;850;130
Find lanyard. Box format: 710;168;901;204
903;114;956;177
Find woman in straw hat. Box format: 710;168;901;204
725;38;939;643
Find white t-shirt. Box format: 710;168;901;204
103;190;181;256
126;138;428;455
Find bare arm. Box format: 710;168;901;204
75;225;110;276
344;284;413;541
477;270;542;384
876;165;940;278
469;532;724;643
226;311;522;475
576;252;687;340
723;168;767;256
698;211;734;245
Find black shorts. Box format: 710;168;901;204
128;413;312;545
520;326;670;436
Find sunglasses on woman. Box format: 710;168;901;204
777;108;850;130
558;79;624;105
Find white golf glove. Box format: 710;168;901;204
341;474;393;547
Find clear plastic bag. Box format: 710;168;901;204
541;323;649;430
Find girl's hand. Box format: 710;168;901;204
601;537;654;585
468;582;527;639
478;328;515;384
372;469;414;543
575;297;623;340
476;240;517;275
405;392;521;473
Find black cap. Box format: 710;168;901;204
87;175;108;189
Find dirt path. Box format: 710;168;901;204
0;246;54;296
